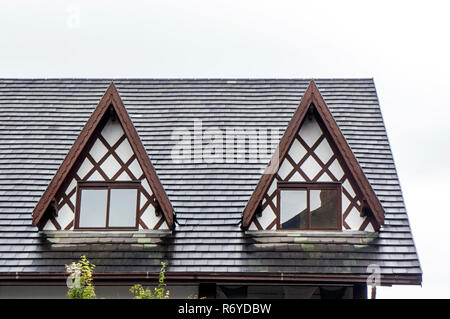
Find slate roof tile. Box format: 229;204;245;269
0;79;421;283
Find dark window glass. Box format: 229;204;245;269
278;184;340;230
108;189;138;227
310;189;338;229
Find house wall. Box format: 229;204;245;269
250;115;375;231
0;284;365;299
43;117;168;231
0;285;198;299
217;285;356;299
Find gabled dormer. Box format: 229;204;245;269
32;83;174;230
242;80;384;231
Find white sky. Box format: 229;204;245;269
1;0;449;298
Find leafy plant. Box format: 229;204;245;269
65;255;96;299
130;262;170;299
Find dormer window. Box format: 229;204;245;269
278;182;341;230
33;84;174;231
243;81;383;232
76;181;140;230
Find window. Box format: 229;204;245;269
75;181;140;230
278;182;341;230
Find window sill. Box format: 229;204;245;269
39;229;173;244
245;229;378;238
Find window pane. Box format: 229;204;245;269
310;189;339;229
280;190;307;229
108;188;137;227
79;189;108;228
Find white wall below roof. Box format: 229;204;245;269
0;284;360;299
0;285;198;299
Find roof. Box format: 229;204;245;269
0;78;422;285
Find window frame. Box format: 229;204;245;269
74;181;141;230
276;182;342;231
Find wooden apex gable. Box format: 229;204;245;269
32;83;174;229
242;80;385;230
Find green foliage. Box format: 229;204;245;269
65;255;96;299
130;262;170;299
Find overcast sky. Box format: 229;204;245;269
1;0;449;298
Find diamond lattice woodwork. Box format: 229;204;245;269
250;114;375;232
43;117;168;231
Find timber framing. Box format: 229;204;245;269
75;181;141;230
242;80;385;230
32;83;174;229
276;182;342;231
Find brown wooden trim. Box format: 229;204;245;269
83;134;127;181
153;216;166;230
108;88;174;227
252;216;263;230
74;181;140;230
49;217;61;230
111;154;137;181
261;193;274;212
136;187;141;229
57;187;76;212
309;86;384;227
276;187;280;229
138;195;152;218
242;80;384;230
277;182;341;188
64;220;74;231
266;218;278;230
313;108;371;231
277;182;342;231
312;155;337;182
138;219;148;229
32;83;174;229
284;153;308;182
78;181;141;187
359;216;371;231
